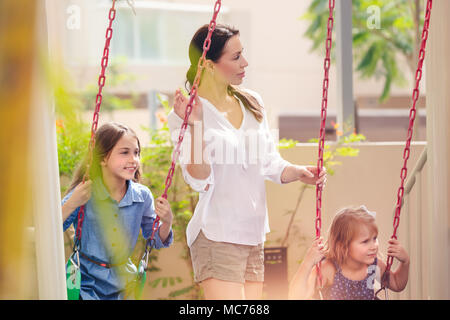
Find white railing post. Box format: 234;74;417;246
415;170;423;299
426;0;450;300
29;0;67;299
391;146;427;300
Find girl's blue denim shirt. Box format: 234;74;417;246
62;178;173;300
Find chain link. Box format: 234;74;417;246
385;0;432;275
75;0;117;245
146;0;222;246
315;0;335;291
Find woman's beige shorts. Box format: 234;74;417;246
190;230;264;284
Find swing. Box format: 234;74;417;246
65;0;118;300
65;0;223;300
134;0;222;299
313;0;433;300
314;0;335;300
374;0;433;300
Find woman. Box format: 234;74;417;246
167;24;326;300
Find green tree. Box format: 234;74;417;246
302;0;425;101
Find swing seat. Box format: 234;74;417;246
66;252;81;300
134;259;147;300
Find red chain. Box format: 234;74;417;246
148;0;222;242
75;0;117;244
315;0;335;290
385;0;432;273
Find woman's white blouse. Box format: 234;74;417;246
167;89;291;247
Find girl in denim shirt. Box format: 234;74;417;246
61;122;173;300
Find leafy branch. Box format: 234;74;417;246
301;0;424;101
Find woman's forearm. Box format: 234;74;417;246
281;165;300;184
186;122;211;179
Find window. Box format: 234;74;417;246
106;1;229;65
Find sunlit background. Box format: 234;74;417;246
0;0;448;300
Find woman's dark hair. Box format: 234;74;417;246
186;24;264;122
65;122;141;196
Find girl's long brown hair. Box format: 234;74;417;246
65;122;141;196
186;24;264;123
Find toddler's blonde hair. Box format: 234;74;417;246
325;206;378;266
